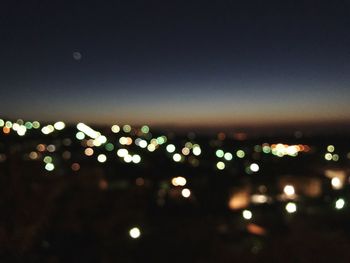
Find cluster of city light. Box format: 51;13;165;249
243;162;261;175
133;136;167;154
93;135;107;147
2;115;350;209
116;148;141;163
215;149;235;170
119;137;133;145
3;117;350;232
12;123;27;136
1;119;42;136
41;125;55;135
77;123;101;139
43;155;55;171
324;145;339;161
2;122;11;134
1;119;155;172
268;143;309;157
170;177;191;198
214;148;250;171
251;194;270;204
42;121;66;135
216;150;233;161
77;122;109;148
167;142;202;165
78;121;200;167
141;137;163;153
178;142;201;157
117;148;128;158
231;181;348;220
135;138;148;148
0;118;317;171
171;176;187;186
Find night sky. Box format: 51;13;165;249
1;1;350;129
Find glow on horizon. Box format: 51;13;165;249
2;112;349;129
1;81;350;127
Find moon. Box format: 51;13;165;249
73;51;82;61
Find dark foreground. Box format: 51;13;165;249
1;120;350;262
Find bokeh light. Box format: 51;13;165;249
285;202;297;213
216;161;225;170
97;154;107;163
181;188;191;198
129;227;141;239
242;209;252;220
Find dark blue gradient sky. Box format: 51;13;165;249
1;1;350;128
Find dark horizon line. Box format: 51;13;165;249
2;115;350;136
